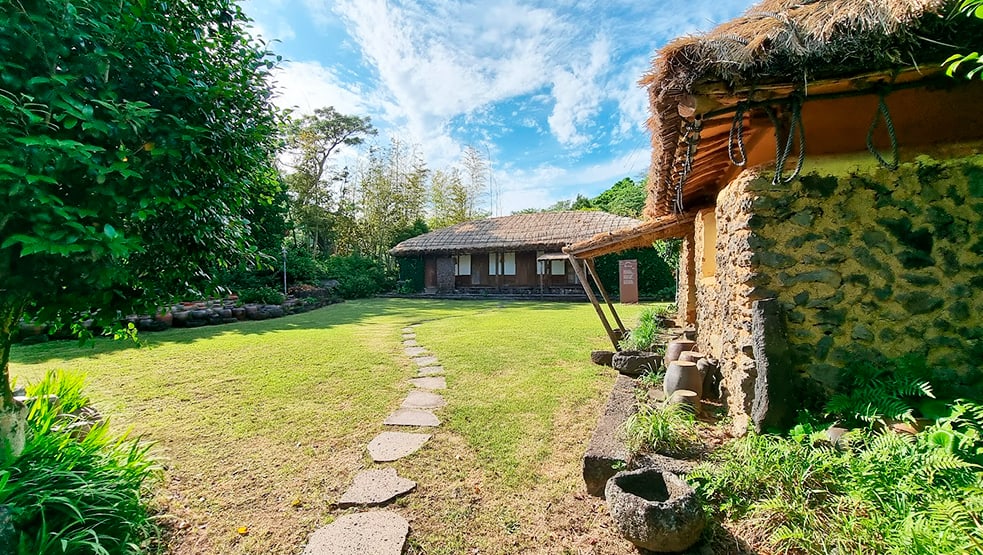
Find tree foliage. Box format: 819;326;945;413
945;0;983;79
0;0;282;407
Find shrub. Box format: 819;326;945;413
825;355;935;427
619;305;668;351
324;254;395;299
237;286;285;305
2;371;160;554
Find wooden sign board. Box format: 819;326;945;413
619;259;639;304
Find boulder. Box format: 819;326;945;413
611;350;661;377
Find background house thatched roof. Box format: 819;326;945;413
389;211;641;256
642;0;982;218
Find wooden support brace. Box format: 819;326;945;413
585;258;625;333
568;255;619;350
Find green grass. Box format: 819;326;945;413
9;298;649;554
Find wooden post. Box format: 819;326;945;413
585;258;626;333
568;255;619;350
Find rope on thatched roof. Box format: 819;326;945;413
389;211;642;257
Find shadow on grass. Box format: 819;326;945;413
10;297;600;365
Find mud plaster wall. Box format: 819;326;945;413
676;232;697;324
695;154;983;427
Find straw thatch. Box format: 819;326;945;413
642;0;980;217
564;213;695;259
389;211;641;256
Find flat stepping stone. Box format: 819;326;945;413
409;376;447;390
402;339;418;347
412;355;439;366
417;366;444;376
302;511;408;555
401;390;446;409
401;327;414;333
404;346;427;357
401;333;415;340
338;468;416;508
367;432;431;462
384;408;440;427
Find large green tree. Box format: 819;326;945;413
284;107;375;255
0;0;282;454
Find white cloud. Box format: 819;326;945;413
269;61;370;117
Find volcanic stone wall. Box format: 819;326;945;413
703;154;983;415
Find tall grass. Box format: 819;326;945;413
622;402;699;457
1;371;160;554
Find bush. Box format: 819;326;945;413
2;371;160;554
622;402;699;457
237;286;285;305
324;254;395;299
619;305;667;351
594;247;675;300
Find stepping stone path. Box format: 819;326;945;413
302;512;409;555
368;432;431;462
401;390;446;409
338;468;416;508
305;322;450;554
409;376;446;390
384;408;441;427
417;366;444;376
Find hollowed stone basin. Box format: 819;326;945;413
604;468;705;552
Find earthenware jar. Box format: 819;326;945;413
664;360;702;398
678;350;705;363
664;339;696;363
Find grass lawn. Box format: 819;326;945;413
9;298;651;554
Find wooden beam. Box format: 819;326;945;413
585;258;625;332
568;255;619;350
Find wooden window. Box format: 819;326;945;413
489;252;517;276
550;260;565;275
455;254;471;276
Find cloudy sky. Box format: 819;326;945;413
242;0;752;214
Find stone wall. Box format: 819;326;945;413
692;154;983;427
693;175;760;431
744;154;983;398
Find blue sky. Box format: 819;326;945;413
242;0;753;214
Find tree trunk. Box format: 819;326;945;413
0;298;28;459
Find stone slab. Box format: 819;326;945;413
412;355;439;366
583;374;637;497
401;333;415;340
404;346;428;357
417;366;444;376
401;327;415;333
384;408;440;427
401;390;446;409
409;376;446;390
367;432;431;462
338;468;416;508
751;298;797;432
302;511;408;555
402;339;418;347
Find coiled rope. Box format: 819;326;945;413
866;93;899;170
765;95;806;185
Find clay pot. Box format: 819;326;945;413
669;389;701;413
664;360;702;398
678;351;704;363
604;468;705;553
664;340;696;363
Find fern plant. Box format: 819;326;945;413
824;355;934;427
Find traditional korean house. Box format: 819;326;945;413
566;0;983;432
390;211;640;296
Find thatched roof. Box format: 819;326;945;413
642;0;982;218
389;211;641;257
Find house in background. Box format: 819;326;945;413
567;0;983;433
390;211;640;297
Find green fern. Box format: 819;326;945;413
824;357;934;427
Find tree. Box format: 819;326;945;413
592;177;647;218
284;107;376;255
0;0;282;455
945;0;983;79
